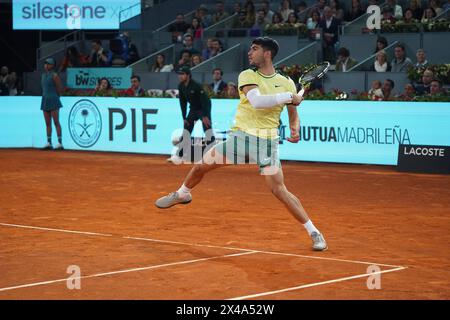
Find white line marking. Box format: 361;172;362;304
0;223;112;237
0;222;405;268
0;251;256;293
228;266;407;300
125;236;404;268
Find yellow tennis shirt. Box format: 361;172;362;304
232;68;297;139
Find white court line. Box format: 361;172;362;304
0;223;113;237
0;222;405;269
125;236;405;269
228;266;407;300
0;251;256;293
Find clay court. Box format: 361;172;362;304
0;149;449;300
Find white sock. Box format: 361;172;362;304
303;220;320;236
177;184;191;197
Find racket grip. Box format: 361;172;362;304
298;88;305;97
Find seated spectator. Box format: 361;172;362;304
202;38;215;60
307;10;321;30
212;1;230;24
260;0;274;23
372;50;391;72
345;0;365;22
121;32;140;64
230;9;253;36
59;46;88;72
429;0;443;16
191;54;203;66
124;75;145;97
210;68;227;95
335;47;358;71
319;6;341;64
421;7;437;22
295;1;308;23
168;13;191;43
429;79;444;95
280;0;294;22
314;0;327;18
414;49;429;68
414;69;434;95
94;77;113;95
401;83;417;100
387;0;403;19
88;40;111;67
151;53;173;72
174;50;193;70
223;82;239;98
287;12;299;25
330;0;344;20
402;8;418;23
0;66;9;84
272;12;284;26
188;17;204;39
232;9;254;28
368;80;384;100
181;34;200;56
243;0;256;25
195;4;213;28
374;36;388;54
250;9;269;37
391;44;413;72
108;37;129;67
382;79;395;100
6;72;18;96
381;6;396;24
232;2;242;15
408;0;424;19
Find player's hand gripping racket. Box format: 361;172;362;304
297;62;330;97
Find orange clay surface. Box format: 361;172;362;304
0;149;449;299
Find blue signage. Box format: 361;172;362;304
12;0;141;30
66;68;132;89
1;97;449;166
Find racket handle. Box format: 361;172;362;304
298;88;305;97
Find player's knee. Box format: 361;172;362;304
270;184;286;198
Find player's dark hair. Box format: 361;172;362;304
131;75;140;82
251;37;279;60
337;47;350;57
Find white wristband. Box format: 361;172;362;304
275;92;294;105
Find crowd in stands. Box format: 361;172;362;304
57;32;140;72
0;65;22;96
52;0;449;101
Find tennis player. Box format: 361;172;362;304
156;37;327;251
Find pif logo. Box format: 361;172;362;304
366;5;381;30
68;99;102;148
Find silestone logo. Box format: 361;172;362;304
68;99;102;148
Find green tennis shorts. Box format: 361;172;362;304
213;130;281;174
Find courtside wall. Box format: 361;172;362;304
1;97;449;165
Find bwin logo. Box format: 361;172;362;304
75;70;95;86
69;99;102;148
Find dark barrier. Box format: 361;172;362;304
397;144;450;174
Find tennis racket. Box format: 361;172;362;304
297;61;330;97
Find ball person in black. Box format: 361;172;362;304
170;65;215;162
